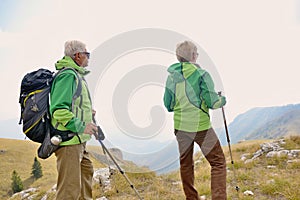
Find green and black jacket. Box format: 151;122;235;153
50;56;93;146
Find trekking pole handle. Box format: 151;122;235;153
92;116;105;141
217;91;222;97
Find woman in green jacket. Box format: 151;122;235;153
164;41;227;200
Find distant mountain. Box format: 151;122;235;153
0;118;24;140
246;109;300;140
3;104;300;174
122;140;180;174
218;104;300;145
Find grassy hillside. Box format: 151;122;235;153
1;137;300;200
226;138;300;200
0;138;106;199
0;139;56;198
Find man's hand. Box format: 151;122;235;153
84;122;98;135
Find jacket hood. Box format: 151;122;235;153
167;62;199;82
55;56;90;75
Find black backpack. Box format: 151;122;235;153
18;68;82;143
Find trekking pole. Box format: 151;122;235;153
101;138;119;194
92;116;119;193
218;92;240;193
104;148;119;193
92;117;143;200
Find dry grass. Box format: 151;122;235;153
0;139;57;198
1;136;300;200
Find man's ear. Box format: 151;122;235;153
192;52;197;62
74;53;83;63
74;53;79;59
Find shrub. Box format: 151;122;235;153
11;170;23;193
31;157;43;179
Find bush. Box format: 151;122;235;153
11;170;23;193
31;157;43;179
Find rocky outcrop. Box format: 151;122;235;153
9;168;114;200
93;167;117;192
241;139;300;163
10;188;38;200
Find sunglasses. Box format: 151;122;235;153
75;52;90;59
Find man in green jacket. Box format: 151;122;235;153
50;40;98;200
164;41;227;200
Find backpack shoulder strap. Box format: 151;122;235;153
55;68;82;99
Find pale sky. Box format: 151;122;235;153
0;0;299;153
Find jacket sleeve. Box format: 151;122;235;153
163;76;175;112
200;72;226;109
50;72;86;133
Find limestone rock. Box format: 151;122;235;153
244;190;254;196
266;151;277;158
96;197;109;200
200;195;206;200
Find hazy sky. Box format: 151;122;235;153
0;0;299;145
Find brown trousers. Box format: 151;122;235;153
175;128;227;200
55;143;94;200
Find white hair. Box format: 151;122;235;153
176;41;197;62
64;40;86;57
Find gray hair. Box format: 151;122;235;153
64;40;86;58
176;41;197;62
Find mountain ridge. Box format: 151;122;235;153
218;104;300;145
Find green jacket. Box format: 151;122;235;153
50;56;93;146
163;62;226;132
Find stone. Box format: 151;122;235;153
240;153;251;161
290;150;300;157
287;159;299;164
10;188;38;199
261;143;273;153
200;195;206;200
244;190;254;196
195;160;202;165
266;179;275;184
244;159;253;164
41;194;48;200
28;194;38;200
277;150;290;157
96;197;109;200
266;151;277;158
172;181;182;185
252;149;263;159
93;168;113;191
278;139;286;145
